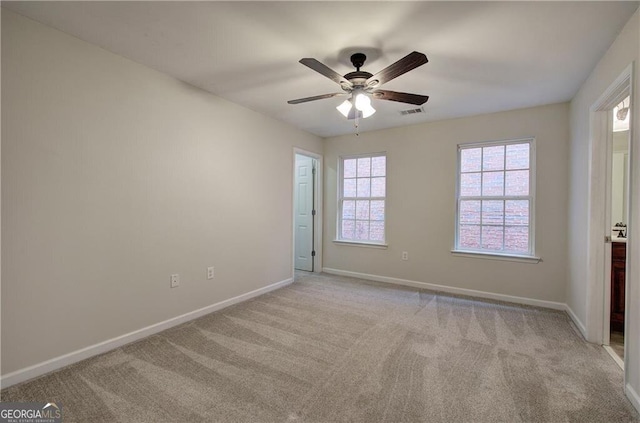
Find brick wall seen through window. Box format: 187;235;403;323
456;139;534;255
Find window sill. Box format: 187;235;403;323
451;250;541;263
333;240;388;249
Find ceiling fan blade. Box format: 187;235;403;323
366;51;428;87
372;90;429;105
288;93;346;104
300;58;353;88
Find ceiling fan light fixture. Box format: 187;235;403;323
354;93;371;110
336;99;352;118
360;103;376;118
354;93;376;118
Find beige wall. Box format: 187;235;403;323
323;103;569;303
1;10;322;375
567;9;640;406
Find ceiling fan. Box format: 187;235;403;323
288;51;429;120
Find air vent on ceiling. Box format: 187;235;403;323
399;107;425;116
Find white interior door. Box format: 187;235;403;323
294;155;315;271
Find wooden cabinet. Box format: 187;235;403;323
611;242;626;333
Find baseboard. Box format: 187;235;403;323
322;268;566;310
564;303;588;339
626;383;640;414
603;345;624;369
1;277;293;389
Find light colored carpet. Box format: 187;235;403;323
2;272;638;422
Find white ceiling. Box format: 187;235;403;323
4;1;638;138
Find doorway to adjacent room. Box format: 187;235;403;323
293;149;323;273
586;64;632;372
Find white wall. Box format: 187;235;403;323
1;10;322;376
323;103;569;304
567;9;640;409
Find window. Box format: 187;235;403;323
456;139;534;256
338;153;386;244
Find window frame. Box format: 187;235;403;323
453;138;538;260
336;152;387;247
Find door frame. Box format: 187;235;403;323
292;148;323;275
586;63;633;371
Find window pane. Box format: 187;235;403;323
461;148;482;173
370;221;384;241
341;220;355;239
460;200;481;224
356;200;370;220
343;178;356;197
482;200;504;225
505;226;529;252
355;221;369;240
483;145;505;171
505;170;529;196
506;143;530;170
342;200;355;219
340;153;386;244
372;156;386;176
482;226;504;250
482;171;504;196
505;200;528;225
343;159;357;178
371;177;385;197
357;178;371;197
370;200;385;221
357;158;371;177
459;225;481;249
460;173;481;196
457;141;533;255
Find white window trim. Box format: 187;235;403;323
336;152;387;246
453;137;538;260
333;240;389;249
450;250;541;263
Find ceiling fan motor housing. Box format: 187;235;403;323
344;71;373;88
350;53;367;69
344;53;375;90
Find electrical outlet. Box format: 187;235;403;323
207;266;214;280
170;274;180;288
402;251;409;261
